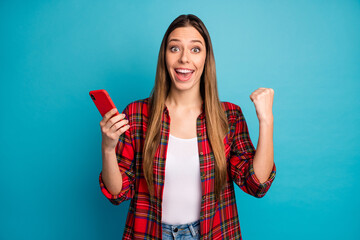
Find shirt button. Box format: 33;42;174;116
200;152;203;155
173;228;178;232
198;132;202;136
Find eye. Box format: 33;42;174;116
170;46;179;52
192;47;201;53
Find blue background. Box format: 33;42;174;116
1;0;359;239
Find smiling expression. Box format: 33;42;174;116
165;26;207;91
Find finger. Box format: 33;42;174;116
109;118;129;132
101;109;118;128
250;92;257;101
250;94;259;103
105;113;127;130
103;108;119;122
115;123;130;135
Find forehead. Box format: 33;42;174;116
167;26;205;44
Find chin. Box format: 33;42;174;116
172;79;199;92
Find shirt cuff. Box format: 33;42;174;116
246;158;276;198
99;170;132;205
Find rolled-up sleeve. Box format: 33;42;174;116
228;105;276;198
99;104;136;205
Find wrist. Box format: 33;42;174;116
259;116;273;126
102;144;116;155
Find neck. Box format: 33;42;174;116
165;87;203;110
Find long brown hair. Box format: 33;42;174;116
143;14;229;202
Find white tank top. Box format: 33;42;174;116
161;134;202;225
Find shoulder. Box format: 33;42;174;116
122;97;150;115
220;101;245;121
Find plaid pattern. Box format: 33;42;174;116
99;98;276;239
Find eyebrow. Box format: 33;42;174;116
168;38;204;46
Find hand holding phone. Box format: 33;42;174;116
89;89;130;151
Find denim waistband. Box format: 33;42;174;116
162;219;200;237
162;219;200;229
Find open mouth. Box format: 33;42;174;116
175;68;195;81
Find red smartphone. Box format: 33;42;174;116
89;89;119;117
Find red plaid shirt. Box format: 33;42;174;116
99;97;276;239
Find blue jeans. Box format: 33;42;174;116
162;219;200;239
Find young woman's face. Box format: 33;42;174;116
165;26;206;93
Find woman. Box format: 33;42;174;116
99;14;276;240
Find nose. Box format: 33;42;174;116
179;49;189;63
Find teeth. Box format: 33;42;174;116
176;69;194;73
